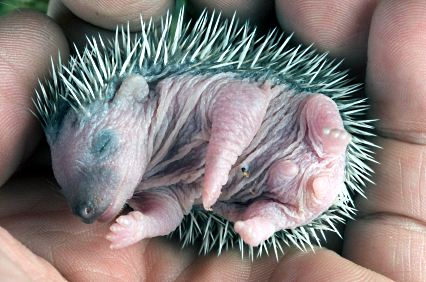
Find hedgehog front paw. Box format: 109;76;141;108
106;211;144;249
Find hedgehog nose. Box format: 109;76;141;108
73;202;98;223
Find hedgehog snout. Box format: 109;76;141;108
72;200;108;224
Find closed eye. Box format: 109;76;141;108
98;136;111;153
91;129;117;157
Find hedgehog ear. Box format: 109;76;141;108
113;75;149;103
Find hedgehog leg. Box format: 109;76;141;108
106;186;196;249
231;95;351;247
234;174;340;247
203;82;273;209
216;94;350;247
303;94;351;156
212;200;276;247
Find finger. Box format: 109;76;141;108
343;138;426;281
343;2;426;280
366;0;426;144
47;0;174;52
275;0;378;69
58;0;174;30
175;247;390;281
48;0;113;50
0;10;68;186
0;227;66;281
175;249;278;281
0;177;197;281
188;0;274;26
270;248;391;281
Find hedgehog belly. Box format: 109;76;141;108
110;72;349;249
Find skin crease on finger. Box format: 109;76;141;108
0;1;424;281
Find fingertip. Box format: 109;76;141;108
0;9;69;74
275;0;377;69
59;0;174;31
366;0;426;143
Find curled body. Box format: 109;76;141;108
35;9;375;255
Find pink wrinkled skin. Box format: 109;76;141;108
49;73;350;249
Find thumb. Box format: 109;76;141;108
0;227;66;281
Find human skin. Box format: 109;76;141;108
0;0;425;281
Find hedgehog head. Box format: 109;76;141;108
47;75;150;223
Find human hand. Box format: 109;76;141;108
0;0;424;281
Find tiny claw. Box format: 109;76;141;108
203;204;213;211
323;127;331;135
234;221;245;231
321;127;351;155
105;233;116;241
331;129;340;138
110;224;124;232
109;243;120;250
104;211;146;249
117;217;131;226
202;187;221;210
131;211;144;221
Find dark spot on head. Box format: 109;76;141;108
91;129;118;157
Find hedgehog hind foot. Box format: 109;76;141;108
216;174;342;247
304;94;351;156
234;217;276;247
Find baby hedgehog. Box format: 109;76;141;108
34;9;376;258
